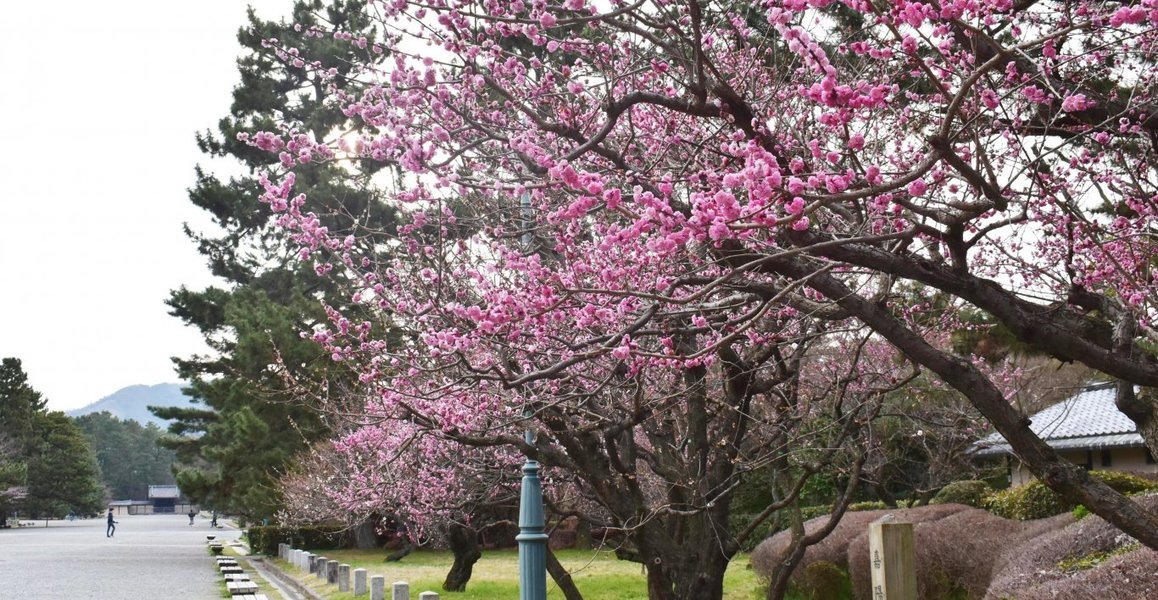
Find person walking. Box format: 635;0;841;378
188;509;196;526
105;509;117;538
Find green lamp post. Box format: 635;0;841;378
517;423;548;600
517;192;548;600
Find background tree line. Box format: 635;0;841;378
1;358;104;520
1;358;182;523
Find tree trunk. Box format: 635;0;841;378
766;453;865;600
352;516;381;549
738;236;1158;550
767;461;808;600
1117;385;1158;459
442;523;481;592
546;547;584;600
646;563;676;600
797;267;1158;550
868;471;898;508
910;488;939;507
384;543;413;562
648;555;727;600
635;526;733;600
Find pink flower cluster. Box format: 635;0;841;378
244;0;1158;521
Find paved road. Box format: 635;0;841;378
0;514;243;600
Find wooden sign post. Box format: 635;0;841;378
868;520;917;600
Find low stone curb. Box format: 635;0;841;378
249;556;325;600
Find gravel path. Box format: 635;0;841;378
0;514;243;600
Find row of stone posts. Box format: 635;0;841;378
277;543;440;600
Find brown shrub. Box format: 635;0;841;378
1011;548;1158;600
776;493;1158;600
751;510;877;580
984;494;1158;599
983;511;1075;591
847;508;1005;599
750;504;969;585
846;508;1077;600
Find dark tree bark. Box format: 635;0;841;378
766;453;866;600
352;516;381;549
442;523;482;592
1124;388;1158;459
708;240;1158;552
794;261;1158;551
384;543;413;562
546;547;584;600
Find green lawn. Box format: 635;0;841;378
277;548;766;599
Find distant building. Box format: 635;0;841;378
108;499;150;516
107;485;196;516
148;485;181;513
974;383;1157;485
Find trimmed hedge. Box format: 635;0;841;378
247;525;352;556
931;480;992;508
983;471;1158;520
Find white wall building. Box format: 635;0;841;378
974;383;1158;486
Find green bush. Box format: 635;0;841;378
931;480;992;507
801;504;835;520
846;501;887;512
247;525;351;556
796;560;852;600
1087;470;1158;495
983;471;1158;520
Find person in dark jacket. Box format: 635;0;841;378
106;509;117;537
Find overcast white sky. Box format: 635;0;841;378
0;1;296;411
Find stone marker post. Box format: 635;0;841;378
393;581;410;600
868;520;917;600
339;564;351;591
419;593;440;600
353;567;368;595
327;560;339;584
370;575;386;600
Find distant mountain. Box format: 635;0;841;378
66;383;194;428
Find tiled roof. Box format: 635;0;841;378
973;383;1142;456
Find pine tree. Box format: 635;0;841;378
0;358;47;454
73;412;178;501
0;358;104;519
23;413;105;518
158;0;395;522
